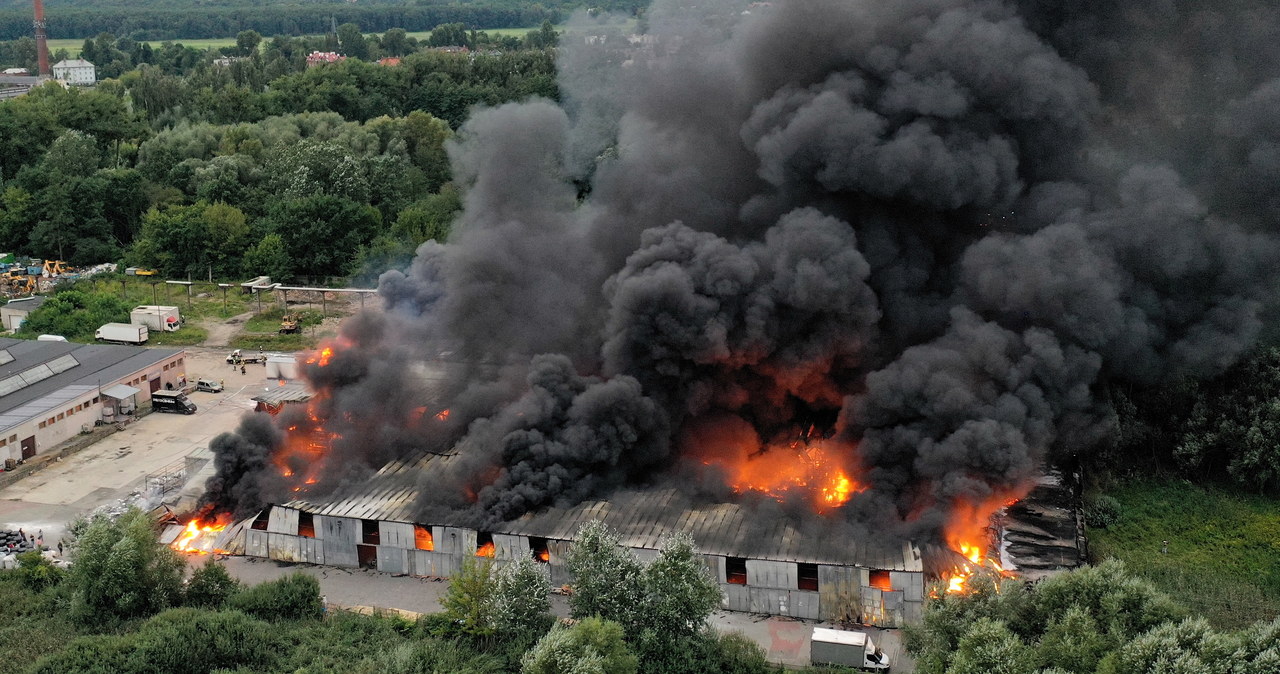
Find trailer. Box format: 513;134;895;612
226;349;267;365
96;323;148;345
810;628;890;671
131;305;181;332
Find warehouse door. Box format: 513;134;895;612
149;377;161;394
20;436;35;460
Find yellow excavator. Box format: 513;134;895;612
41;260;72;277
279;314;301;334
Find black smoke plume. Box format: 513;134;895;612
203;0;1278;544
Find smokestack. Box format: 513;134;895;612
32;0;50;78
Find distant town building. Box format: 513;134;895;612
212;57;248;67
306;51;347;67
51;59;95;85
1;67;29;75
376;57;402;67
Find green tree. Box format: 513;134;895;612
19;289;132;341
264;195;381;279
337;23;369;60
949;618;1034;674
126;608;280;674
42;129;99;176
564;520;644;633
66;509;186;625
243;232;292;280
15;550;65;592
236;30;263;57
428;23;471;48
492;553;553;642
639;532;722;642
442;557;496;637
381;27;410;56
521;617;638;674
184;561;241;609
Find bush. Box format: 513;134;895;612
521;617;637;674
442;557;496;637
227;572;322;621
29;634;134;674
124;608;280;674
15;550;64;592
67;508;186;625
374;638;505;674
183;560;240;609
1084;494;1123;528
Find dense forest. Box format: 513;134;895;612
0;28;566;282
0;0;647;41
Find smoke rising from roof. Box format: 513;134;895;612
203;0;1278;544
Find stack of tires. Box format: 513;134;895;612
0;529;34;553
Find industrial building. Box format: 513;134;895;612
201;452;925;626
0;338;186;466
0;296;47;332
51;59;95;85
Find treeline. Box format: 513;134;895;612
906;561;1279;673
0;4;566;42
1101;345;1280;494
5;511;772;674
0;39;559;281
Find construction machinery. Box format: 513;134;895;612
0;269;35;296
41;260;72;277
279;314;301;334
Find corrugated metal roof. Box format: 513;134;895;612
251;382;313;404
285;452;921;570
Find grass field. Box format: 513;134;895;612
73;275;255;320
1087;479;1280;630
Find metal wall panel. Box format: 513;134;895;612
710;555;728;584
268;533;301;562
790;590;820;620
439;527;476;556
889;571;914;594
322;539;359;568
245;529;269;558
299;537;325;565
818;564;857;587
377;546;409;574
722;584;751;612
493;533;527;561
413;550;459;577
745;559;797;590
904;600;923;624
317;515;360;543
379;521;415;549
548;562;572;587
749;587;791;615
267;506;299;535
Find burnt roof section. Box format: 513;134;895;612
285;451;922;571
251;382;313;404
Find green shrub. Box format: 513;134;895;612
183;560;241;609
15;550;65;592
521;617;638;674
29;634;134;674
1084;494;1123;528
374;638;505;674
125;608;279;674
227;571;322;621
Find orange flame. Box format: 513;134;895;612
171;518;228;555
536;549;550;563
436;409;450;421
476;541;495;558
938;493;1023;594
709;438;863;512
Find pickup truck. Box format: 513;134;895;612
226;349;267;365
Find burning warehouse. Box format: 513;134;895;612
183;0;1277;629
193;452;925;626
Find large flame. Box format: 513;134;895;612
705;432;863;512
171;517;229;555
938;493;1023;594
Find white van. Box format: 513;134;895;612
36;334;67;342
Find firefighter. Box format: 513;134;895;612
240;365;247;375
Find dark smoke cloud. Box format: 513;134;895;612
204;0;1279;547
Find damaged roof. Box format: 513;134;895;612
285;452;922;571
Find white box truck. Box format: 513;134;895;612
96;323;148;344
130;305;181;332
810;628;890;671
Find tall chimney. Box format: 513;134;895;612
33;0;50;78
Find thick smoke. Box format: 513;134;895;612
204;0;1278;546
